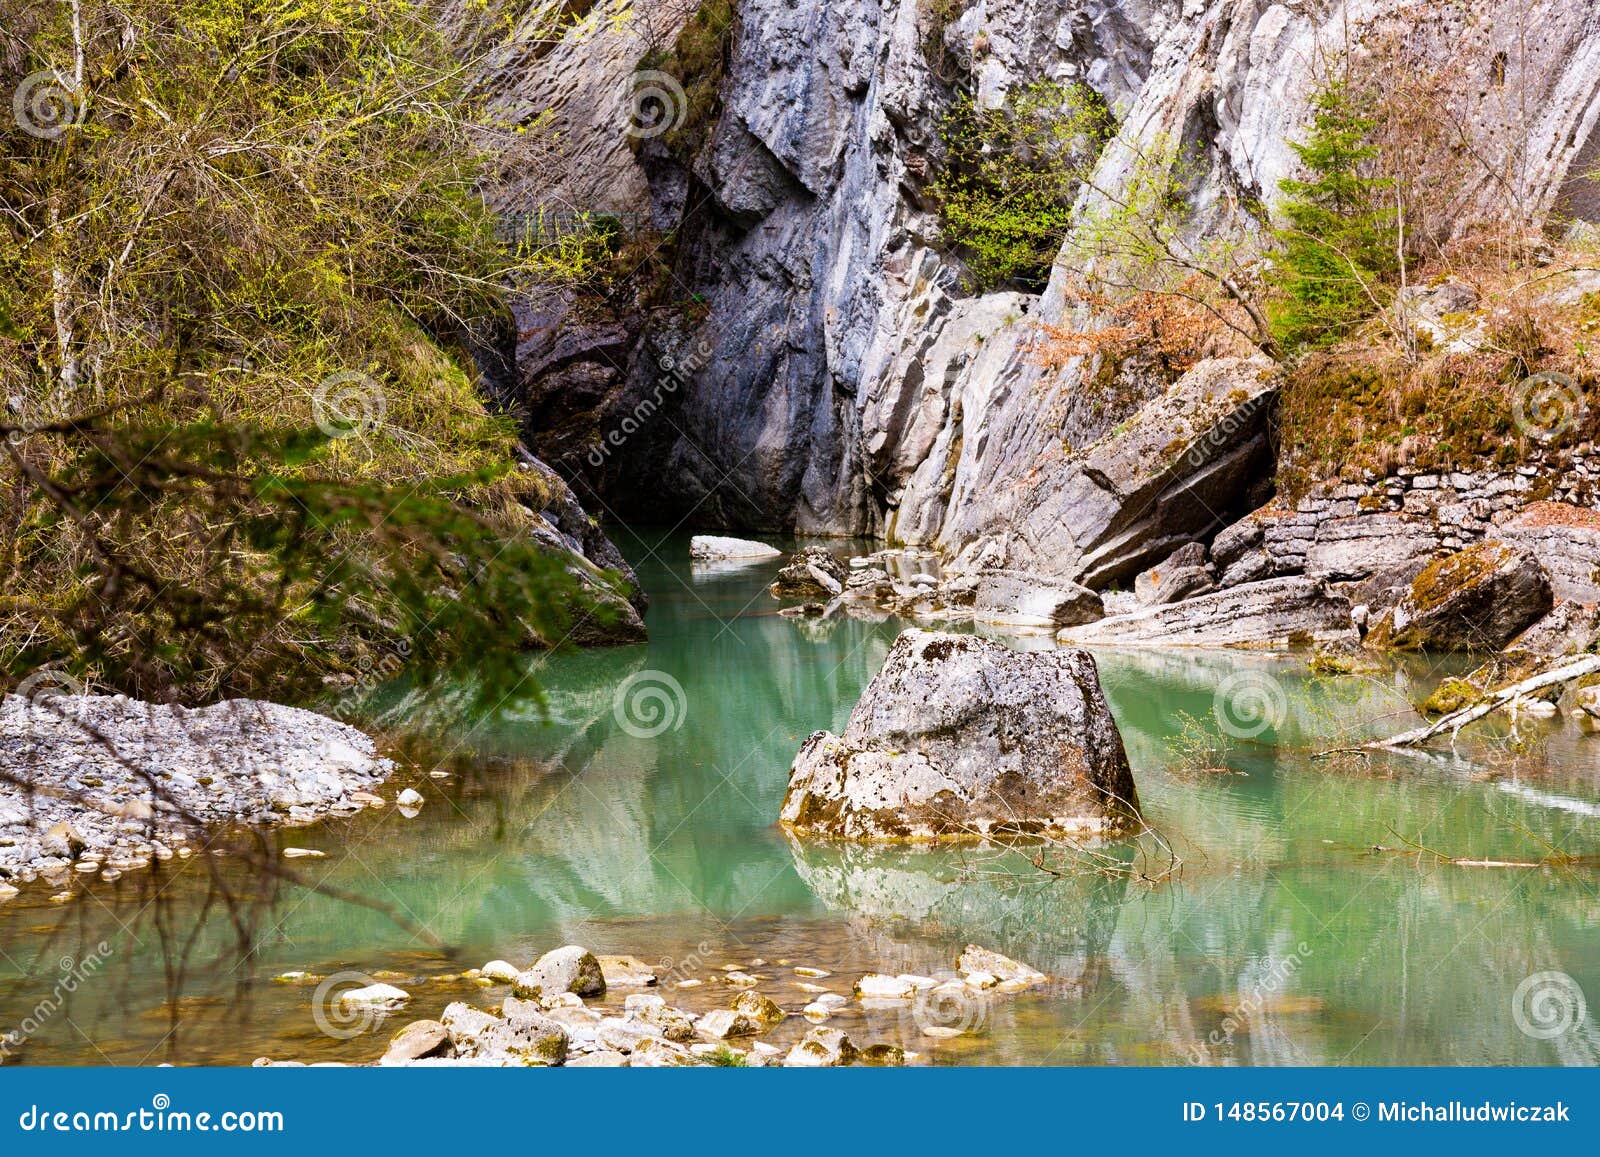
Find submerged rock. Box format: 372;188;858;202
597;954;658;988
780;630;1140;840
1365;543;1552;652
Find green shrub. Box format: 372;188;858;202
934;82;1114;290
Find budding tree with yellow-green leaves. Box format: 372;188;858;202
0;0;620;709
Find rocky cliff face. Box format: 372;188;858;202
488;0;1600;576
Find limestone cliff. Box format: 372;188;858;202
484;0;1600;579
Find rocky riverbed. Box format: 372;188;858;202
257;943;1049;1068
0;694;393;897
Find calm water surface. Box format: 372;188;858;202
1;531;1597;1066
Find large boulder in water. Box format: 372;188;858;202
1364;542;1552;652
780;630;1139;840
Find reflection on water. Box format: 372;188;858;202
1;531;1597;1066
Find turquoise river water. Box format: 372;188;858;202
0;530;1597;1066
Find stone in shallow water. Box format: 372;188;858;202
515;945;605;998
338;983;409;1008
781;630;1140;840
629;1036;698;1067
632;1000;696;1042
1060;576;1355;648
731;990;785;1024
689;535;782;562
696;1008;759;1039
382;1019;449;1063
783;1026;857;1067
1365;543;1552;652
972;570;1104;627
598;954;657;987
440;1001;567;1065
480;960;519;984
854;974;915;999
956;945;1046;986
771;547;848;598
858;1043;907;1066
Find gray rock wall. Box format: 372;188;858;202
481;0;1600;570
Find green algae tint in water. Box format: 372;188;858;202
1;530;1597;1066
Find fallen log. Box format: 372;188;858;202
1368;654;1600;750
